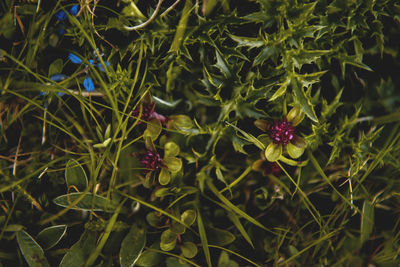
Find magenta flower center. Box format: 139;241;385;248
132;104;154;122
139;150;163;173
269;119;295;145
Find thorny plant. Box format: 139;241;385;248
0;0;400;266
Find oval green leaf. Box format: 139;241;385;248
287;143;305;159
17;230;50;267
164;157;182;173
158;168;171;186
120;224;146;267
207;227;236;246
65;159;88;191
59;230;97;267
265;143;282;162
180;242;198;259
164;142;180;157
181;210;196;227
53;192;118;212
160;229;177;251
36;225;67;250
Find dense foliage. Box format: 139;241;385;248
1;0;400;266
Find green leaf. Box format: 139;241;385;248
53;192;118;212
360;201;374;245
164;142;180;157
269;76;290;101
17;230;50;267
180;242;198;258
120;224;146;267
206;179;273;233
265;143;282;162
253;46;277;66
170;221;186;235
166;257;191;267
169;115;194;129
135;247;162;267
291;77;318;123
287;143;305;159
160;229;177;251
226;121;265;150
36;225;67;250
181;210;196;226
144;118;162;141
214;49;232;79
227;213;254;248
159;168;172;185
207;227;235;246
59;230;97;267
48;59;63;77
196;209;212;267
163;157;182;173
65;159;88;191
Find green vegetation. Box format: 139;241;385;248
1;0;400;266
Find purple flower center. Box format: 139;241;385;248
132;104;155;122
139;150;163;173
269;118;295;145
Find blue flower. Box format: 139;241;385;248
50;74;68;96
68;53;82;64
83;76;94;92
69;5;79;16
55;10;67;21
68;52;111;92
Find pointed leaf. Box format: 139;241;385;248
227;213;254;248
48;59;64;77
36;225;67;250
17;230;50;267
207;227;235;246
120;224;146;267
53;192;118;212
360;201;374;244
65;159;88;191
269;76;290;101
292;77;318;122
59;230;97;267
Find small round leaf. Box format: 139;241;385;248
264;143;282;162
180;242;198;258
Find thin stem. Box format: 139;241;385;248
124;0;164;31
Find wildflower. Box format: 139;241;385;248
54;5;80;35
55;10;67;21
255;106;307;162
135;138;182;187
139;150;164;174
68;51;111;92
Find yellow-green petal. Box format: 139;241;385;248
265;143;282;162
287;143;305;159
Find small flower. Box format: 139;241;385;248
135;138;182;187
55;10;67;21
68;52;111;92
255;106;307;162
268;118;295;145
139;150;164;173
69;5;80;16
132;103;155;122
